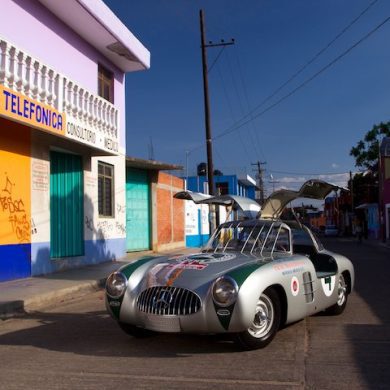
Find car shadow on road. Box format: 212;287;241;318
318;238;390;389
0;310;245;357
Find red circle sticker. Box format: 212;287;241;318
291;276;299;296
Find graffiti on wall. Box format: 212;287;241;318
116;203;125;214
115;221;126;235
85;216;94;232
84;217;125;239
0;173;30;243
97;220;114;239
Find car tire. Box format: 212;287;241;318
234;287;281;350
326;273;348;315
118;322;155;338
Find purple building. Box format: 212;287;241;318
0;0;150;281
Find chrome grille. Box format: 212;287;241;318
137;286;201;316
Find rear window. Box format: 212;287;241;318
292;229;313;246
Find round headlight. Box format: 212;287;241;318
212;276;238;307
106;272;128;298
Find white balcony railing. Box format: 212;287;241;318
0;37;119;152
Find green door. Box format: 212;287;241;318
50;151;84;258
126;168;150;251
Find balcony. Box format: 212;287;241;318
0;37;119;154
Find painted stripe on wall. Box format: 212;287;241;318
186;234;210;248
0;243;31;282
31;238;125;276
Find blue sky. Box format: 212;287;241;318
103;0;390;193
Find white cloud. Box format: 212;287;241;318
331;163;339;169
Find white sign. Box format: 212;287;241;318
66;118;119;154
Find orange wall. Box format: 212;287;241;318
0;118;31;245
156;172;184;245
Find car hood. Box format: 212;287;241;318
261;179;342;219
141;252;267;291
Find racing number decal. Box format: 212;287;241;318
291;276;299;296
321;275;336;297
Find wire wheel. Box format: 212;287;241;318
336;273;347;307
326;272;349;315
248;293;274;339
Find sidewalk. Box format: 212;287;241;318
336;235;390;250
0;247;196;320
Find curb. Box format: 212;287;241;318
0;277;107;320
0;248;195;321
0;300;25;320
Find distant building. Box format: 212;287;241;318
184;173;258;247
187;173;258;199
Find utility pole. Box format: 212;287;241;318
199;9;234;196
349;171;354;211
252;161;267;205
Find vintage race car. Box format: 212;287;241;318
105;180;354;349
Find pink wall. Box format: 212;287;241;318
3;0;126;149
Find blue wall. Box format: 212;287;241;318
31;238;125;276
187;175;255;199
0;244;31;282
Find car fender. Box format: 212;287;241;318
227;255;314;332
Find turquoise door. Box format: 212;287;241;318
126;168;150;251
50;151;84;258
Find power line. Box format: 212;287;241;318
236;0;380;123
208;46;226;74
214;14;390;141
269;170;353;176
186;4;387;156
216;64;252;166
233;47;267;163
222;50;259;163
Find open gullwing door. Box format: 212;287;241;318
260;180;341;219
174;191;260;219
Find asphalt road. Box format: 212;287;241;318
0;238;389;390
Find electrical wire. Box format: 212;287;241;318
233;47;267;163
269;170;352;176
216;64;252;166
234;0;380;125
214;15;390;141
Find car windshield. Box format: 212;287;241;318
203;220;291;255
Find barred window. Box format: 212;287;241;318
98;162;114;217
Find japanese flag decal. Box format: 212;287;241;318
291;276;299;296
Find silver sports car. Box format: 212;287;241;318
105;180;354;349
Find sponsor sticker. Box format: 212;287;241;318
291;276;299;296
321;275;336;297
273;259;305;276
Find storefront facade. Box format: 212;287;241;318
0;0;149;281
125;158;185;253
